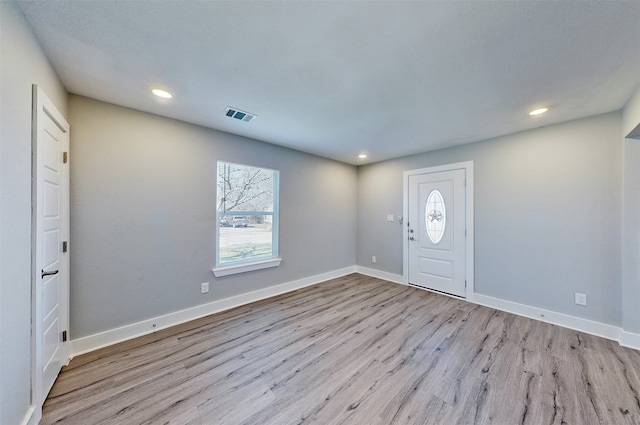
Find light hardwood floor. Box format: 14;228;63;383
42;274;640;424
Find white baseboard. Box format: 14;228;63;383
356;269;640;351
355;266;404;284
71;266;356;356
71;266;640;357
620;330;640;350
21;405;37;425
472;293;621;343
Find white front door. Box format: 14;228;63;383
33;85;70;407
407;168;466;297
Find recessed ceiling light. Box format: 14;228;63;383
358;154;368;159
151;88;173;99
529;107;549;116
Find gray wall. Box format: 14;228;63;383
0;3;69;424
357;112;623;326
622;85;640;333
69;95;357;338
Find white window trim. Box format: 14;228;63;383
215;161;280;274
212;257;282;277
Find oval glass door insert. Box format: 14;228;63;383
425;189;446;244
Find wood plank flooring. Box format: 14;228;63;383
42;274;640;424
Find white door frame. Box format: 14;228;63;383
31;85;70;424
403;161;475;299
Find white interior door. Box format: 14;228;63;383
408;168;466;297
33;85;70;407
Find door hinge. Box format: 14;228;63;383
62;330;67;342
63;152;68;164
465;280;467;288
62;241;68;253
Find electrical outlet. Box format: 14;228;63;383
371;256;377;263
575;292;587;306
201;282;209;294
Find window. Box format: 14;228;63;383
425;189;446;244
213;161;280;276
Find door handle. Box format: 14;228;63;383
409;236;416;241
42;269;59;278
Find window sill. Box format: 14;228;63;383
212;257;282;277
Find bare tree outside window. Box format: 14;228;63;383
217;163;273;218
216;162;279;265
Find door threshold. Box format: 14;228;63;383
408;282;466;299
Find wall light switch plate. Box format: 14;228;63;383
575;292;587;306
201;282;210;294
387;214;394;222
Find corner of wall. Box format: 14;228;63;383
621;85;640;334
623;84;640;137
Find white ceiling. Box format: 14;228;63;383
16;0;640;165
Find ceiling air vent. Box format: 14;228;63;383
224;107;256;123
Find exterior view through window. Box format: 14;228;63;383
216;161;279;266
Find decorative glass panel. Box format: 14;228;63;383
425;189;446;244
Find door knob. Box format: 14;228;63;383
409;236;416;241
